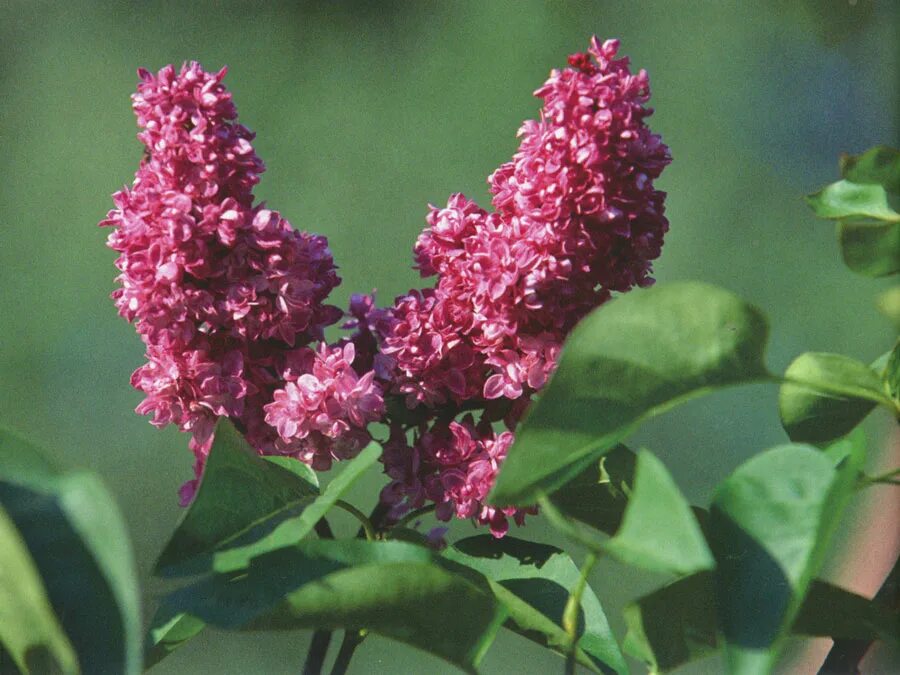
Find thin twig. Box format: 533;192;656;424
334;500;377;541
391;504;437;530
302;630;333;675
330;629;366;675
563;552;598;675
860;466;900;487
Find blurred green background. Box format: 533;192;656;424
1;1;897;673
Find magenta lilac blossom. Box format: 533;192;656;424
101;63;383;502
378;37;671;536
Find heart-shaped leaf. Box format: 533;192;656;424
709;431;866;674
491;282;769;506
779;352;893;444
155;420;322;576
602;451;714;577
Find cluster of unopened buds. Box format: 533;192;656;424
102;36;670;536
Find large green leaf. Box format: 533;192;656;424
602;451;714;577
709;432;866;674
154;539;505;673
210;440;382;574
622;572;897;673
0;505;77;674
548;445;636;536
0;427;141;675
443;535;627;674
490;282;769;506
778;352;893;444
154;419;322;576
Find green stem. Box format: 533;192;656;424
330;629;366;675
538;496;604;555
391;504;437;530
563;552;598;675
863;466;900;486
302;630;332;675
334;500;377;541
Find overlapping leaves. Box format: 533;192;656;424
148;420;625;673
490;281;770;506
0;427;141;674
806;145;900;277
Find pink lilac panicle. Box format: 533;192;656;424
380;418;535;538
380;37;670;535
102;62;382;501
264;342;385;471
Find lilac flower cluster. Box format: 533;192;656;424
104;39;669;536
102;63;383;502
377;37;671;536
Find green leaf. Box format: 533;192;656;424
154;419;321;576
603;451;714;577
156;539;505;673
0;427;141;675
884;340;900;406
490;281;769;506
0;505;77;675
876;286;900;328
778;352;892;444
548;445;636;535
144;611;205;670
875;286;900;331
262;455;320;492
443;535;627;674
840;145;900;193
209;440;382;574
622;572;717;673
808;149;900;277
837;221;900;277
709;433;866;674
622;572;897;673
805;180;899;222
